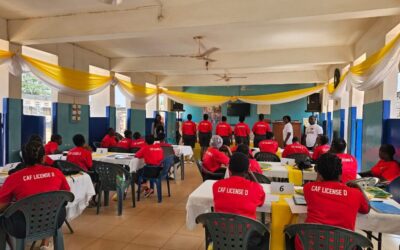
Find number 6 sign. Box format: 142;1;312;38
271;182;294;195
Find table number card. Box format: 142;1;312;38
271;182;294;195
96;148;108;154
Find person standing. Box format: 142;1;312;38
182;114;197;148
198;114;213;159
304;115;323;150
252;114;271;148
234;116;250;146
153;113;165;140
216;116;232;146
282;115;293;147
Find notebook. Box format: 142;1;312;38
293;195;307;206
370;201;400;215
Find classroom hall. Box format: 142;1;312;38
0;1;399;250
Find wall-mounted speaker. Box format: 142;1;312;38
306;93;321;112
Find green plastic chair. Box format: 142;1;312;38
347;177;379;189
196;212;270;250
0;191;74;250
252;172;271;184
284;223;373;250
254;152;280;162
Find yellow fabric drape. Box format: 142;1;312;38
0;50;13;59
117;79;157;97
270;195;298;250
286;166;303;186
22;55;112;92
160;89;234;107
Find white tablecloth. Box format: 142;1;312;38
186;180;400;235
259;162;317;181
173;145;193;157
0;172;95;221
93;153;145;173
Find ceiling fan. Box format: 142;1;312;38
214;73;247;82
169;36;219;63
99;0;123;5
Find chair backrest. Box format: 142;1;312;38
93;141;101;148
195;160;206;181
92;161;129;191
388;176;400;203
286;153;311;163
284;223;373;250
108;147;130;153
2;191;74;241
53;160;85;175
252;172;271;184
254;152;280;162
130;147;141;153
347;177;379;189
196;212;270;250
161;146;175;157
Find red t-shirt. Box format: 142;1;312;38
282;142;310;158
234;122;250;137
337;153;358;184
44;141;59;155
131;138;146;148
117;138;133;150
66;147;93;171
249;159;262;174
259;140;278;154
371;160;400;181
252;121;271;135
44;156;55;166
135;144;164;166
202;147;230;172
198;120;212;133
0;165;70;203
216;122;232;137
312;144;330;161
213;176;265;219
101;135;118;148
182;121;197;136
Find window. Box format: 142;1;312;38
145;83;158;117
115;73;130;135
396;73;400;118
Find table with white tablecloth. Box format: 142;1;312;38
172;145;194;157
92;153;145;173
259;161;317;181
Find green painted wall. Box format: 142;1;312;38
167;111;177;143
362;101;383;171
332;110;341;140
54;103;90;151
128;109;146;135
107;106;116;129
4;98;22;163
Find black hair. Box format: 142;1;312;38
22;140;45;166
133;132;141;140
145;134;155;145
73;134;85;147
380;144;396;160
320;135;329;145
222;116;227;122
51;134;62;142
236;144;251;158
236;136;243;145
187;114;192;121
124;130;133;138
229;152;249;174
283;115;291;122
331;138;347;153
239;115;245;122
315;153;342;181
203;114;209;120
266;132;274;140
28;134;43;144
292;137;299;143
158;132;166;141
258;114;264;121
107;128;115;135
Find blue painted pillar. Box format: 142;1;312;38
127;108;146;135
347;107;357;156
106;106;116;129
3;98;22;163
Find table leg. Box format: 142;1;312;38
131;173;136;208
0;225;6;250
180;155;185;180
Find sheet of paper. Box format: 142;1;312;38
285;197;307;214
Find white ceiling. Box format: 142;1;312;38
2;0;400;86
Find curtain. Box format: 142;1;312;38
116;79;157;104
160;89;234;107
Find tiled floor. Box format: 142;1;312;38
38;163;400;249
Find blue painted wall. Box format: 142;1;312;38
182;84;315;128
127;108;146;135
3;98;22;163
332;110;341;140
167;112;177;144
106;106;116;129
53;103;90;151
384;119;400;162
348;107;357;155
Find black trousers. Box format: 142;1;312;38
235;136;249;146
183;135;196;148
253;134;266;148
221;136;231;146
199;132;212;147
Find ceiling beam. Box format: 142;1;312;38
158;70;328;87
8;0;400;44
110;46;353;72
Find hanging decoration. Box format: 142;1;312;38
160;89;235;107
116;78;157;103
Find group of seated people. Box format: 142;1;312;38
100;128;147;150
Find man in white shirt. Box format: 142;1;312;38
305;115;323;150
282;115;293;147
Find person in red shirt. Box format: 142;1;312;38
360;144;400;182
135;135;165;197
312;135;330;161
234;116;250;146
236;144;262;174
295;153;370;250
0;140;70;249
66;134;93;171
100;128;118;148
117;130;133;150
182;114;197;148
330;139;358;184
198;114;213;159
131;132;147;149
44;134;62;155
203;135;231;173
282;137;311;158
216;116;232;146
258;132;279;154
213;152;267;249
252;114;271;148
26;134;55;167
